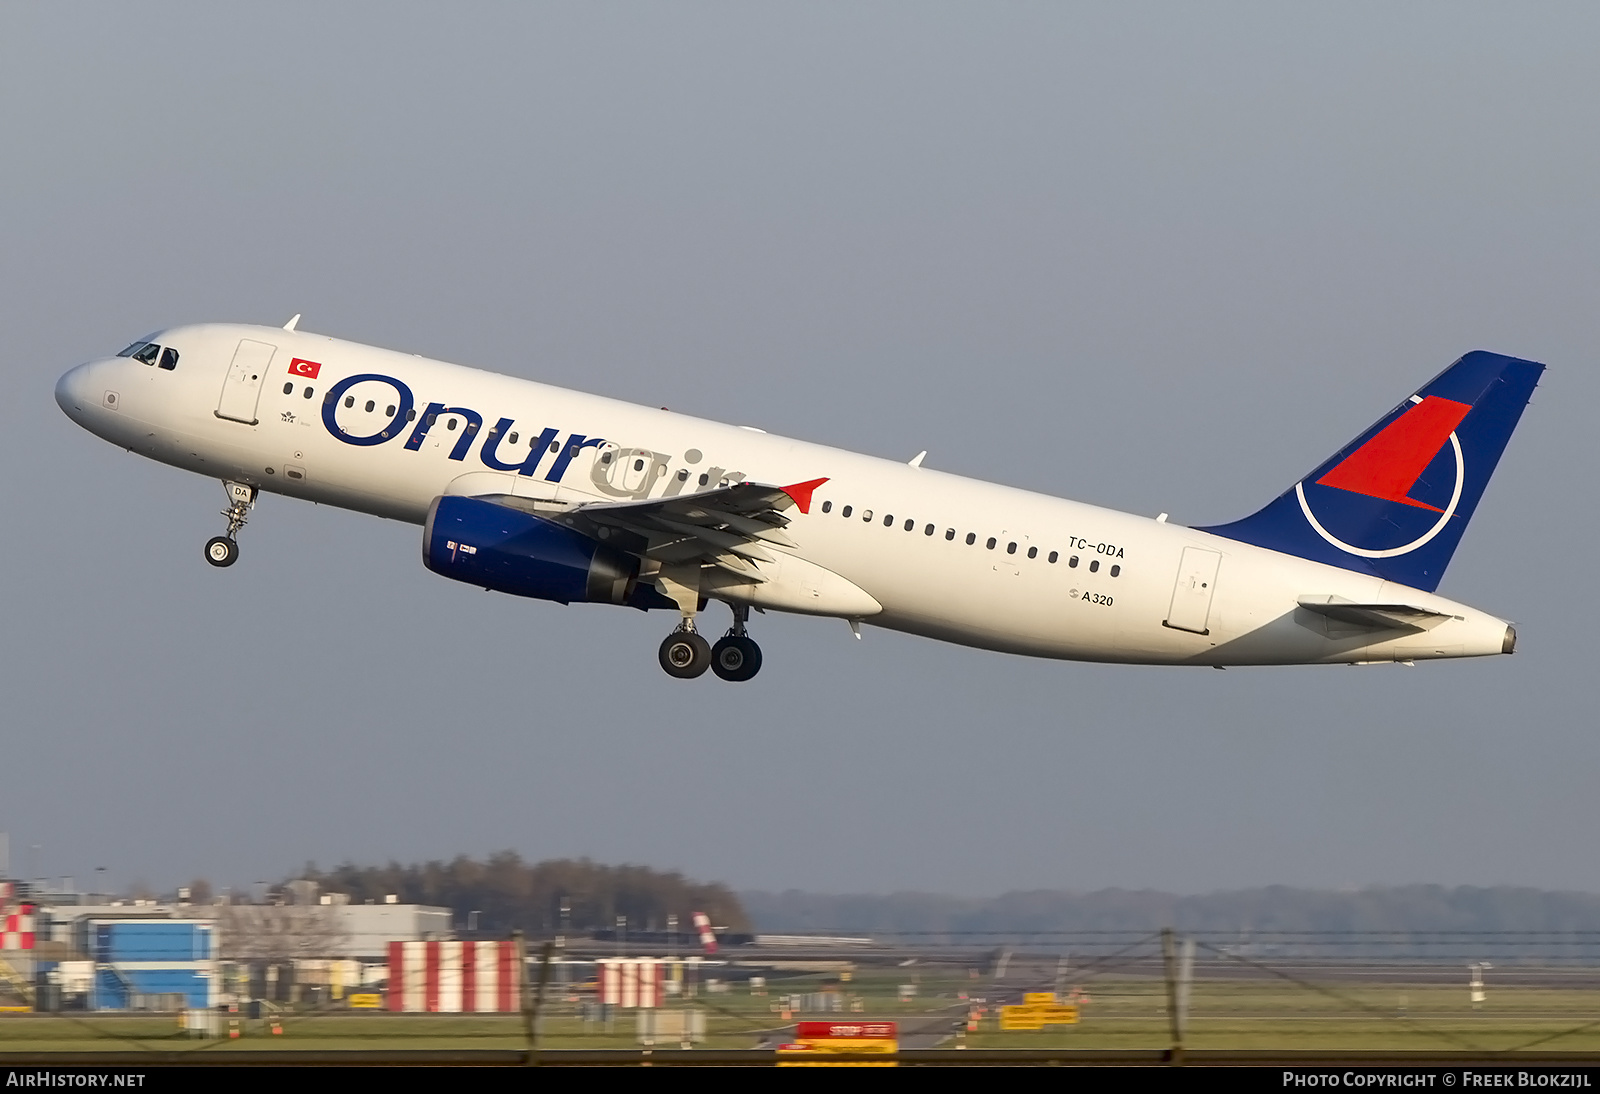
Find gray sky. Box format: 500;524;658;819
2;3;1595;897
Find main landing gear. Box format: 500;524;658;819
658;603;763;682
712;603;762;682
205;481;256;568
659;628;711;679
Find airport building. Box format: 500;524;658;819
2;880;453;1011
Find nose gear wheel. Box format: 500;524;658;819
204;536;238;567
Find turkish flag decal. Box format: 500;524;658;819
288;358;322;379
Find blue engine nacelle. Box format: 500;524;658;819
423;495;673;609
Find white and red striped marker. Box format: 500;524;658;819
1;904;35;951
692;912;718;954
597;958;666;1008
387;940;522;1013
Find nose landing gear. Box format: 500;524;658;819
205;481;256;568
204;536;239;567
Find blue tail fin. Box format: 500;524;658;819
1196;351;1544;592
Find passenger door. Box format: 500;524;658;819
216;339;277;424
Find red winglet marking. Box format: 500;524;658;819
1316;396;1470;511
779;477;829;514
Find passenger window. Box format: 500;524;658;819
1027;546;1038;559
1089;559;1100;572
509;431;519;445
634;458;645;471
1048;551;1058;563
966;533;976;545
884;514;894;527
344;396;355;408
364;400;375;412
600;452;613;464
1069;555;1079;568
905;519;915;532
862;510;873;521
945;529;955;540
677;468;689;481
1110;564;1121;577
821;501;832;513
1007;542;1017;554
386;405;396;417
283;382;294;395
408;409;417;421
551;440;560;452
924;524;934;536
158;347;178;370
133;344;161;366
841;505;852;517
426;413;436;426
699;473;710;486
117;342;149;358
986;537;996;550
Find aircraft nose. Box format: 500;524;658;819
55;361;98;422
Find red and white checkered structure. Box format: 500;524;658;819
692;911;718;954
386;941;522;1013
0;884;34;951
597;958;666;1008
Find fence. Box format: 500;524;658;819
7;929;1600;1064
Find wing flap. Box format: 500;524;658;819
562;479;827;586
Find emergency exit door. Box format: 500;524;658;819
1165;547;1222;635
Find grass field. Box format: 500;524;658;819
4;969;1600;1055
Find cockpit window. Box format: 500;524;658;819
131;344;161;366
158;347;179;370
117;342;150;358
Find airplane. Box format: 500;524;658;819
54;318;1543;681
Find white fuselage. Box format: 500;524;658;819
55;323;1514;666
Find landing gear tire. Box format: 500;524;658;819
205;536;239;568
711;635;763;682
659;631;712;679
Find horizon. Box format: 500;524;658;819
4;5;1595;896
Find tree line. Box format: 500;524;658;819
294;853;750;935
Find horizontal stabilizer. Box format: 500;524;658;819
1296;595;1452;633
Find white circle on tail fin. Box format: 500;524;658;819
1295;426;1464;558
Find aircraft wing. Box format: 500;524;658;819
524;478;828;583
1296;595;1453;633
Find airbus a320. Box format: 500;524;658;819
55;319;1542;681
